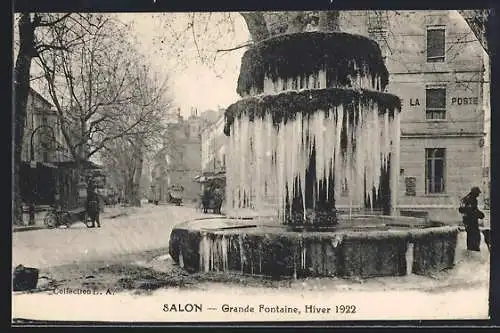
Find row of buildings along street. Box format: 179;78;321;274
147;10;490;224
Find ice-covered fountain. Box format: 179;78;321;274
169;29;458;279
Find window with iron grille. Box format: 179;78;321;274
426;87;446;120
425;148;446;194
427;27;445;62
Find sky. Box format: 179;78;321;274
115;13;250;117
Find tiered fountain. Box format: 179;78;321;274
169;28;458;279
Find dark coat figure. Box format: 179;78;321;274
201;187;212;214
212;188;224;214
86;185;101;228
460;187;484;251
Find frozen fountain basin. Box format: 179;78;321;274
169;216;458;279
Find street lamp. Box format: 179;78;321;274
28;124;58;226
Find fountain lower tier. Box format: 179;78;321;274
169;217;458;279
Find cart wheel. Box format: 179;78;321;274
44;212;57;228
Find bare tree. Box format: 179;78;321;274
457;9;493;57
97;60;170;206
13;13;72;225
34;14;162;181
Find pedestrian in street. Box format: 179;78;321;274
86;182;101;228
459;186;485;251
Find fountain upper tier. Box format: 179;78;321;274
237;32;389;97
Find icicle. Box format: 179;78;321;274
199;233;212;273
277;119;286;220
383;111;390;170
334;105;344;204
391;111;401;215
346;107;353;216
253;118;263;210
300;115;307;221
221;235;228;272
239;234;245;273
301;242;306;270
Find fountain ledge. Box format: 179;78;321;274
169;217;459;279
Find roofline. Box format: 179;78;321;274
29;87;53;108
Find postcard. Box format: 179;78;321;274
12;9;492;324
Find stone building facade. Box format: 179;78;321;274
20;88;80;211
151;110;207;204
201;111;226;173
332;10;489;222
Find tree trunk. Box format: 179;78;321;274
240;12;270;42
130;145;143;207
125;175;135;205
318;11;340;32
13;14;36;225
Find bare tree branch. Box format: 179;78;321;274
216;41;253;53
35;13;72;27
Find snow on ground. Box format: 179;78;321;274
12;204;213;268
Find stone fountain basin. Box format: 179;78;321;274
169;216;458;279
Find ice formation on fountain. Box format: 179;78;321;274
226;103;400;222
223;32;401;225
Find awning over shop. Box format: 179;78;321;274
55;160;102;170
21;161;58;169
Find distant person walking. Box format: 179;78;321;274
459;187;484;251
86;183;101;228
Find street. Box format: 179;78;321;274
12;204;210;269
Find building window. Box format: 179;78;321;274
427;27;445;62
426;87;446;120
425;148;446;194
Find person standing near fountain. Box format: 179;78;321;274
459;186;485;251
86;182;101;228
